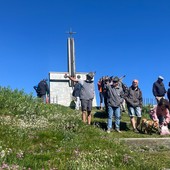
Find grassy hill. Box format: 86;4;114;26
0;87;170;170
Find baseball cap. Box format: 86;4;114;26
113;76;119;82
158;76;164;80
86;72;94;79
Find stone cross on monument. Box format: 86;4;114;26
48;29;97;106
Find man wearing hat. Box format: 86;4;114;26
65;72;95;125
106;76;124;133
152;76;166;103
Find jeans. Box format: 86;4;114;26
107;106;121;130
158;115;164;125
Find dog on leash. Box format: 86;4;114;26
141;118;159;135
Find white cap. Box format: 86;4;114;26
158;76;164;80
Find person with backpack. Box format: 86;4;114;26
33;85;40;97
34;78;49;103
65;72;95;125
72;81;81;110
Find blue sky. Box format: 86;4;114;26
0;0;170;105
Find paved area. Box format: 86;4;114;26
119;138;170;151
120;137;170;140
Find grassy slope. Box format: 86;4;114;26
0;87;170;169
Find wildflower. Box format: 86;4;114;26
0;150;5;158
16;150;24;159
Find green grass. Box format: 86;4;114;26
0;86;170;169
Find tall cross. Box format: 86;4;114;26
66;28;76;38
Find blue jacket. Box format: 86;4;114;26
152;81;166;97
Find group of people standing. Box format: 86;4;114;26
34;74;170;134
98;76;142;133
97;75;170;133
151;76;170;128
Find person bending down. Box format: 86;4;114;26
150;98;170;127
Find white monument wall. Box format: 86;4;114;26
49;72;97;107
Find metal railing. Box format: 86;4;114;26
142;98;157;106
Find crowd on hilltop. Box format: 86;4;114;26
33;74;170;135
97;75;170;134
97;75;142;133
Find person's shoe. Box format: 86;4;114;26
107;128;111;133
133;128;139;133
136;127;140;132
115;129;122;133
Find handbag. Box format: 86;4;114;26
160;125;170;135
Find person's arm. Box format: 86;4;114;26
33;86;37;91
167;89;170;100
150;107;159;122
163;85;167;95
139;89;143;108
65;74;78;82
152;83;157;97
164;109;170;125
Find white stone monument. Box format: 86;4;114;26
49;30;97;107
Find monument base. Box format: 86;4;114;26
49;72;97;107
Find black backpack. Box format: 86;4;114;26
72;83;81;97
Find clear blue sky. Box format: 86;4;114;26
0;0;170;105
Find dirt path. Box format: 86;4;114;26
119;138;170;151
